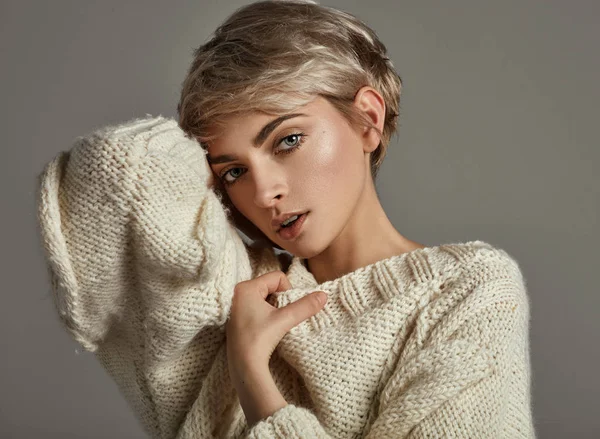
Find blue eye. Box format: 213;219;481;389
219;132;307;186
280;133;302;148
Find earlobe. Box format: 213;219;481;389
363;130;381;154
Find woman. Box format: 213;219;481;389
37;0;535;437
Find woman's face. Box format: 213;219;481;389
206;93;377;257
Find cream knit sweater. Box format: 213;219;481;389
37;115;535;438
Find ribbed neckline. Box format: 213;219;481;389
268;240;495;335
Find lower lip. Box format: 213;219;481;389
277;212;308;241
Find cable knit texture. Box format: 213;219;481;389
36;115;535;438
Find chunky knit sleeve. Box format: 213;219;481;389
368;277;535;438
243;273;535;439
36;115;256;439
36;115;242;349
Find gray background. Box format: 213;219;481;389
1;0;598;437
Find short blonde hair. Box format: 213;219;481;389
177;0;403;181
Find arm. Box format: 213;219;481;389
241;279;535;439
36;116;256;438
37;116;233;349
233;363;289;428
369;279;535;438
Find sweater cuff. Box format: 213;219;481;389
245;404;331;439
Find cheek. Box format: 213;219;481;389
301;131;362;190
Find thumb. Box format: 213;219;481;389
274;291;328;335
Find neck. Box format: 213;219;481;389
305;174;425;285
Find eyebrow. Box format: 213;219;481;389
206;113;308;165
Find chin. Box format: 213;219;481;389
280;239;327;260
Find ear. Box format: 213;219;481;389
353;86;386;154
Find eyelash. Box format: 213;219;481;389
219;132;307;186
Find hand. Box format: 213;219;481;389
225;271;328;372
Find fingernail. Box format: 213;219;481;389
318;291;328;305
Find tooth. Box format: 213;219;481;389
283;215;299;226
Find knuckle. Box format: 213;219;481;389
232;284;246;300
233;281;248;293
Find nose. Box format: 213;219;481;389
252;167;287;209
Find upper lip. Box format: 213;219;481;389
272;211;307;231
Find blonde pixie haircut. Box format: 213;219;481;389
177;0;403;247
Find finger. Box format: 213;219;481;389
235;270;293;301
272;291;327;334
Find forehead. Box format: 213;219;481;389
206;96;337;152
216;96;333;136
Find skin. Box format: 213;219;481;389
206;86;426;425
207;86;425;285
225;270;327;426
